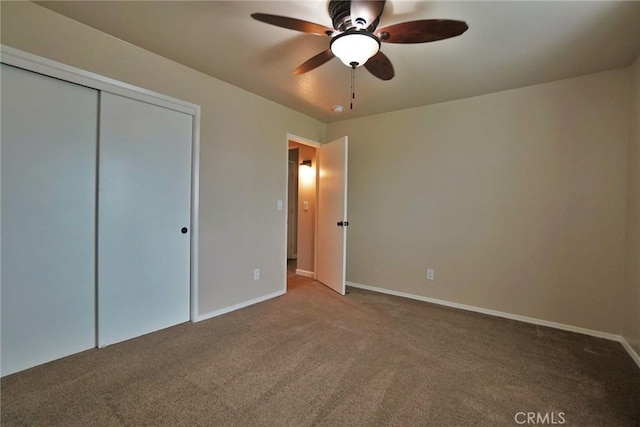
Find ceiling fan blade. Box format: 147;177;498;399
365;51;394;80
377;19;468;44
293;49;335;75
251;13;334;36
350;0;385;30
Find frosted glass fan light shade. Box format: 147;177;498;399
330;31;380;67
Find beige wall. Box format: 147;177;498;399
1;1;326;317
327;69;631;334
287;147;299;259
624;55;640;353
296;144;317;274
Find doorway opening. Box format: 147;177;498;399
285;133;348;295
286;136;319;291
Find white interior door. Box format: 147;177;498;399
98;92;192;347
1;64;97;376
316;136;348;295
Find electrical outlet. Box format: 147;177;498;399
426;269;435;281
253;268;260;280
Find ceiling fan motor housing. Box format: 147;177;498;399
329;0;354;31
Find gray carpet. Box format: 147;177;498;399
2;279;639;426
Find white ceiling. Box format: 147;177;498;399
37;1;640;123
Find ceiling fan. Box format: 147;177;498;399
251;0;469;81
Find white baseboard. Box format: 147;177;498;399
295;269;314;278
346;281;640;369
193;289;285;322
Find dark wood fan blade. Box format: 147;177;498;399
350;0;385;30
293;49;335;75
377;19;468;44
365;51;394;80
251;13;334;36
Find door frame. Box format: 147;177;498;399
285;133;322;290
1;45;202;321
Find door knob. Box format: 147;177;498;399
181;227;188;234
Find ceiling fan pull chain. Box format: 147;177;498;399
350;62;357;110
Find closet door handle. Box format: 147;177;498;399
181;227;188;234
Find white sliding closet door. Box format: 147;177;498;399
98;92;192;347
1;64;98;376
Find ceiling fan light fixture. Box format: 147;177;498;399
330;30;380;68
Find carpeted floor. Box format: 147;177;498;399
1;276;639;426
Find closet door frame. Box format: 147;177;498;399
1;45;201;321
